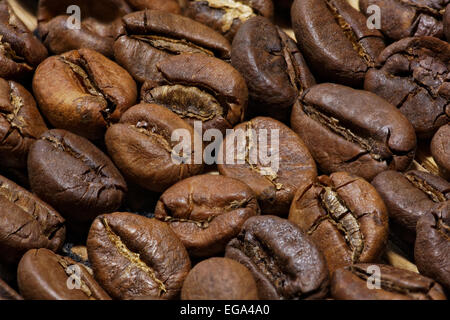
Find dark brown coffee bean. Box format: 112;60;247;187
291;83;417;181
155;174;260;257
0;277;22;300
331;263;447;300
17;248;110;300
181;257;259;300
141;53;247;135
87;212;191;300
218;117;317;216
32;48;137;141
184;0;274;41
225;215;329;299
27;129;127;224
415;202;450;290
365;37;450;138
359;0;446;41
231;16;315;122
445;3;450;40
126;0;181;13
431;124;450;178
291;0;385;87
105;103;204;192
289;172;389;274
372;170;450;244
114;10;231;84
37;0;132;58
0;175;65;265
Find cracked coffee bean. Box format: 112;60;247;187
218;117;317;216
291;0;385;87
181;257;259;300
115;10;231;84
37;0;132;58
0;174;66;265
0;0;48;81
17;248;110;300
0;277;22;300
365;36;450;138
291;83;417;181
372;170;450;244
126;0;181;13
331;263;447;300
27;129;127;226
32;48;137;141
141;53;247;135
87;212;191;300
431;123;450;178
184;0;274;41
359;0;447;41
231;16;315;122
105;103;204;193
155;174;260;257
415;202;450;290
225;215;329;300
289;172;389;275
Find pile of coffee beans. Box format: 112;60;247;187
0;0;448;300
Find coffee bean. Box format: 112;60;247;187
0;277;22;300
431;124;450;178
126;0;181;13
331;263;447;300
291;0;385;87
225;215;329;299
155;174;260;257
365;36;450;138
291;83;417;181
87;212;191;299
32;48;137;141
445;3;450;41
289;172;389;274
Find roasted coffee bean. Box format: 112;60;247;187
17;248;110;300
126;0;181;13
218;117;317;216
0;175;65;265
365;37;450;138
359;0;447;41
37;0;132;58
289;172;389;274
445;3;450;40
331;263;447;300
181;257;259;300
0;0;48;81
0;78;47;171
114;10;231;84
291;83;417;181
231;16;315;122
155;174;260;257
105;103;204;192
141;53;247;135
87;212;191;300
291;0;385;87
27;129;127;225
431;124;450;178
0;277;22;300
225;215;329;299
184;0;274;41
415;202;450;290
372;170;450;244
32;48;137;141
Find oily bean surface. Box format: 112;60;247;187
431;124;450;178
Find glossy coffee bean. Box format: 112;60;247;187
231;16;315;121
155;174;260;257
105;103;204;193
27;129;127;224
33;48;137;141
0;277;22;300
431;124;450;178
218;117;317;216
126;0;181;13
365;37;450;138
372;170;450;244
115;10;231;84
181;257;259;300
291;83;417;181
415;202;450;290
331;263;447;300
225;215;329;300
87;212;191;300
291;0;385;87
289;172;389;274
